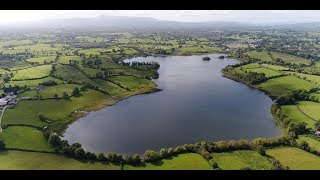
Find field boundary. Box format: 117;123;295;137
296;104;317;122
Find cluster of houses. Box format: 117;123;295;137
0;93;18;110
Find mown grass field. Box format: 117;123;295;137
280;105;315;128
266;147;320;170
0;126;55;152
0;150;119;170
5;77;65;88
297;101;320;121
58;55;82;64
108;76;157;91
13;65;52;80
257;76;318;97
271;52;310;65
19;84;81;99
92;79;131;97
298;136;320;152
53;64;91;84
211;150;273;170
3;89;110;127
245;51;273;62
124;153;212;170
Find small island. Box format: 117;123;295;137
218;55;225;59
202;56;211;61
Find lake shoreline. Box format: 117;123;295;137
63;54;282;154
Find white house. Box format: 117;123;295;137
0;99;7;106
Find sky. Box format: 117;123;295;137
1;10;320;25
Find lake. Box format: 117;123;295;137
63;54;281;154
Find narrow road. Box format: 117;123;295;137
0;106;7;132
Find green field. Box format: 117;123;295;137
315;61;320;67
53;64;91;84
245;51;273;62
284;72;320;84
0;126;54;151
245;67;282;78
5;77;65;88
58;55;82;64
175;46;221;55
108;76;156;91
92;79;130;97
267;147;320;170
77;66;103;78
298;136;320;152
262;64;290;71
3;89;110;127
0;150;119;170
297;101;320;121
280;105;315;128
124;153;212;170
257;76;318;97
310;90;320;102
211;150;273;170
12;65;52;80
19;84;81;99
26;56;56;64
271;52;310;65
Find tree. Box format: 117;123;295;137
168;148;174;155
107;152;123;162
38;114;48;122
74;148;85;159
133;154;141;164
256;146;266;156
288;122;310;135
72;87;80;95
143;150;159;162
298;140;310;151
0;139;5;150
85;152;97;160
209;159;219;169
159;148;168;158
97;153;107;161
315;120;320;131
62;92;69;99
54;93;59;98
48;133;61;147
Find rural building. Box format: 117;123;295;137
0;99;7;106
36;85;45;91
315;131;320;137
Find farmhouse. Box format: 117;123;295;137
0;99;7;106
315;131;320;137
0;93;18;110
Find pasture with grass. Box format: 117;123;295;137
1;23;320;170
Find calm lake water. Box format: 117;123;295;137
63;54;281;154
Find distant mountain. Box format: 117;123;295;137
269;22;320;31
0;15;260;32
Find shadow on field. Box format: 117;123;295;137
128;162;147;167
150;160;164;166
